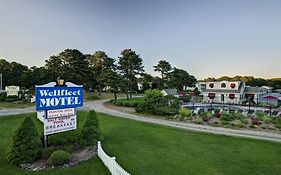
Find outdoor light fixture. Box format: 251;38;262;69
57;77;64;86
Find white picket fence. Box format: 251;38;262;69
97;141;131;175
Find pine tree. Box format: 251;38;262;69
6;117;42;166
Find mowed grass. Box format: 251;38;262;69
83;92;144;101
0;101;34;109
116;97;144;103
1;111;281;175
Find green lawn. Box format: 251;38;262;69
1;112;281;175
115;97;144;103
84;92;144;101
0;101;34;109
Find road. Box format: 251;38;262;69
1;100;281;143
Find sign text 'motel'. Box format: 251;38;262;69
36;87;83;111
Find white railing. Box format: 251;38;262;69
97;141;131;175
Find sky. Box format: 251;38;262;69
0;0;281;80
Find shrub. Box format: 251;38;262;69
131;101;139;107
123;101;131;107
240;118;249;125
232;120;244;128
262;116;272;124
141;89;165;113
48;130;82;146
273;117;281;129
194;117;203;124
179;108;192;119
155;106;178;116
200;112;212;122
47;150;70;166
221;121;230;125
137;90;179;116
116;101;123;106
135;103;144;113
220;112;235;122
5;117;42;166
81;110;102;146
256;112;266;121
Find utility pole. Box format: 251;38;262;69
0;73;2;90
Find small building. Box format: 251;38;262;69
244;86;270;104
161;89;179;98
259;93;281;106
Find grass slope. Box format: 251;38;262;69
99;113;281;175
0;111;281;175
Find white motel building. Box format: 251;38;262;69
197;81;272;104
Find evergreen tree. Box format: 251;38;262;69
81;110;102;146
6;117;42;166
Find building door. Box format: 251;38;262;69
221;94;224;103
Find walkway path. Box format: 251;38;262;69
1;100;281;143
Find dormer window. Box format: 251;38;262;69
209;83;214;88
221;83;226;88
230;83;236;88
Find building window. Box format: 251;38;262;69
229;94;235;99
230;83;236;88
208;93;215;99
221;83;226;88
209;83;214;88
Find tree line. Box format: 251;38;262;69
0;48;197;98
203;76;281;90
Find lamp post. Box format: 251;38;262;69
248;101;251;114
57;77;65;86
192;97;194;113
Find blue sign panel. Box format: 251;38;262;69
36;86;83;111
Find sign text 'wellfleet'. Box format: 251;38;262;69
36;87;83;111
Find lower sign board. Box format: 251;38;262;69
44;115;76;135
47;108;75;119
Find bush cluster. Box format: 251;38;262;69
136;90;180;116
6;110;102;166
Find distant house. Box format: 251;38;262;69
274;89;281;93
161;89;179;98
244;86;269;104
195;82;207;93
259;93;281;106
